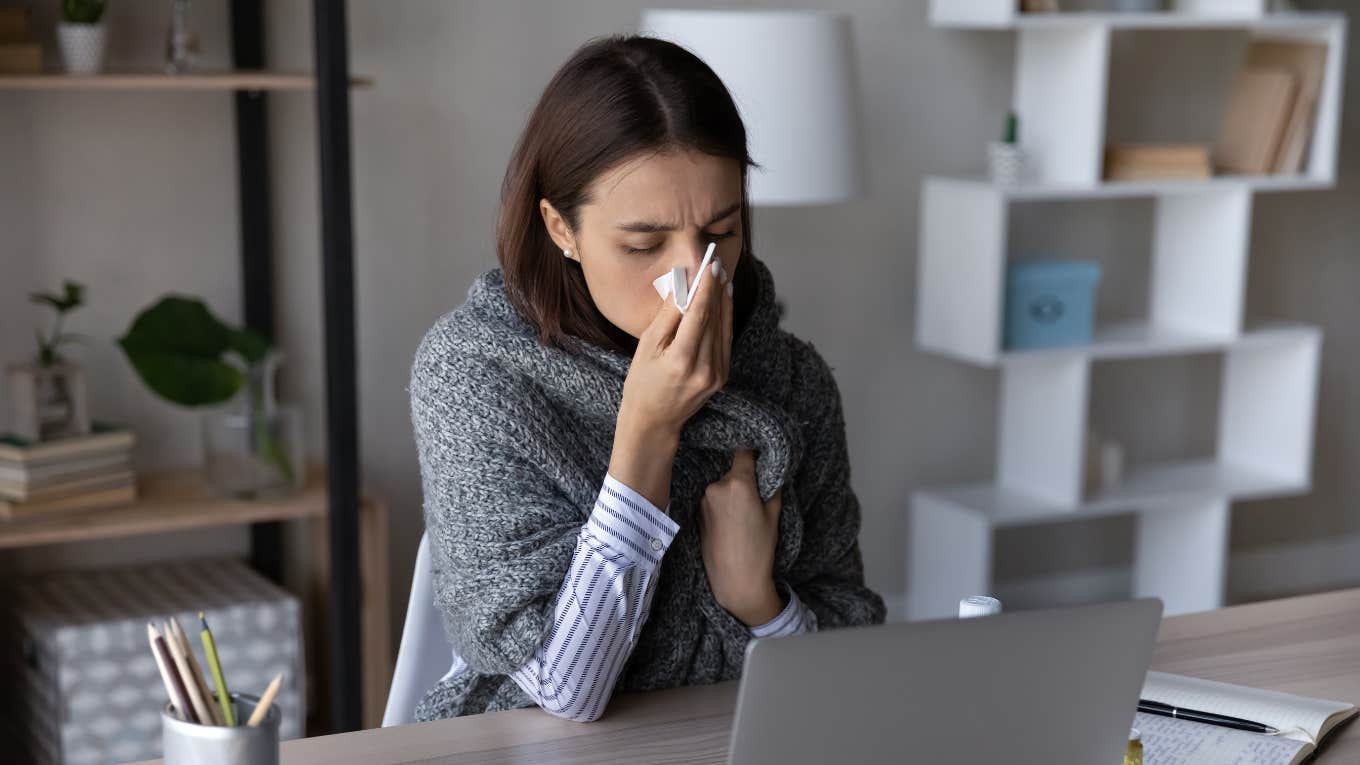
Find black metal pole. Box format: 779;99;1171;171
229;0;284;585
312;0;363;734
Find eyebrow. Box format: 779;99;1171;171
616;201;741;233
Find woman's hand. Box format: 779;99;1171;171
609;258;732;509
700;449;784;627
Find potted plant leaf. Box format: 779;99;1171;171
58;0;109;74
118;295;303;498
5;280;93;442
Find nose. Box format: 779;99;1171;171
675;240;709;273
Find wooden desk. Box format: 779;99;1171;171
136;587;1360;764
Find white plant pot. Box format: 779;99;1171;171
988;141;1026;185
58;23;107;74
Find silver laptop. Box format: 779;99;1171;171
728;598;1163;765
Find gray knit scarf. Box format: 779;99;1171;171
408;254;886;721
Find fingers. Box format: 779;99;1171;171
641;293;684;352
670;255;721;361
719;259;733;380
695;265;723;386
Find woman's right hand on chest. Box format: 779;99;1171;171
609;259;732;509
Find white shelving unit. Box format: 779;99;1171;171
909;1;1344;620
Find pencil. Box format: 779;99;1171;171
246;672;283;727
148;622;196;723
170;616;223;725
199;612;237;726
163;619;216;726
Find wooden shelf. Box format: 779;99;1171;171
0;463;348;550
0;71;374;92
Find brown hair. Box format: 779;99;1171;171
496;35;758;355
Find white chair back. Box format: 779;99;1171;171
382;532;452;727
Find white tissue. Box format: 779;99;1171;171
651;271;674;299
650;243;718;314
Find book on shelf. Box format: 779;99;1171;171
1215;67;1298;175
0;468;135;503
1215;39;1328;177
1138;671;1358;765
0;423;136;465
0;482;139;521
0;451;131;491
0;42;40;74
1104;144;1212;181
0;6;32;43
1246;39;1328;176
0;424;138;509
0;5;39;74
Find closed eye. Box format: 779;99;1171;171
624;229;736;255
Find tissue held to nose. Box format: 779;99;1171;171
651;243;719;313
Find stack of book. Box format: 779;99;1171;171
1215;39;1329;176
1104;144;1212;182
0;424;138;521
0;6;41;74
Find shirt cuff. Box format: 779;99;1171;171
750;581;814;639
584;473;681;568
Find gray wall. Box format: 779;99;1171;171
2;1;1357;655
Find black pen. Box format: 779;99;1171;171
1138;699;1279;735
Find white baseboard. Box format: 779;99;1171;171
884;532;1360;622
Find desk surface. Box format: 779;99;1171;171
148;587;1360;765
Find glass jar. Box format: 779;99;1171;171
200;350;305;499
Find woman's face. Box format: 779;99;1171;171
541;149;743;339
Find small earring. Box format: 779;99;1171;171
563;248;571;258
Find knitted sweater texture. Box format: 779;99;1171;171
408;255;886;721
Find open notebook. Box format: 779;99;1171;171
1138;671;1358;765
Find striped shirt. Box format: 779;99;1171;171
440;473;818;722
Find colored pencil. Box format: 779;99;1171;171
148;622;196;723
246;672;283;727
199;612;237;726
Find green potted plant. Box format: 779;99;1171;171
118;295;303;498
5;280;92;442
989;110;1025;185
58;0;108;74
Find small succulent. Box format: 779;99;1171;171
30;280;87;367
61;0;106;25
1002;111;1019;145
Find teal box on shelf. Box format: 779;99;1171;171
1003;260;1102;350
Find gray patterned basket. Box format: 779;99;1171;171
2;558;304;765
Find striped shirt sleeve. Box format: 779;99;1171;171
749;579;819;639
507;473;679;722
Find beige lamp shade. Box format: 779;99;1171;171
641;9;864;206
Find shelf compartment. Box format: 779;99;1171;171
917;177;1311;366
929;6;1345;188
0;72;374;91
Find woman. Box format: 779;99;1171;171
409;34;885;724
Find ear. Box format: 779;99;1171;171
539;199;579;262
